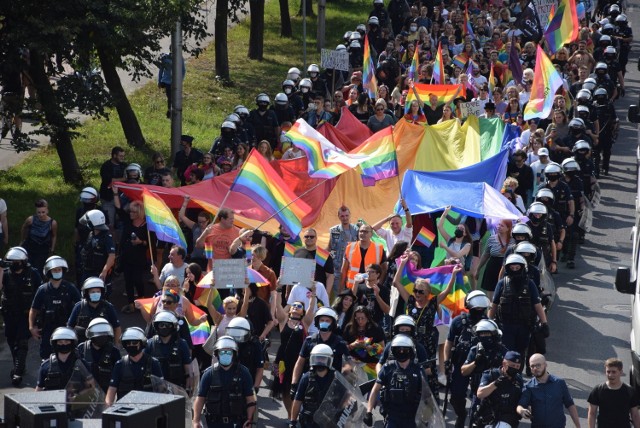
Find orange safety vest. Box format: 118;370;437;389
344;241;384;289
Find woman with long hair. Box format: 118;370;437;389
234;143;250;170
349;92;374;124
502;97;522;124
332;289;356;335
476;219;514;301
184;151;217;181
403;99;427;123
342;306;385;379
437;206;473;271
257;140;275;161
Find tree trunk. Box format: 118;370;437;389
215;0;230;80
279;0;292;37
96;44;146;148
297;0;315;17
248;0;265;60
28;49;83;185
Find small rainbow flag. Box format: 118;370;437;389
244;242;252;261
405;83;463;113
357;127;398;187
415;226;436;248
273;232;302;247
432;42;445;84
247;267;269;286
407;43;420;82
204;241;213;259
284;241;297;257
363;34;378;100
230;149;312;238
188;305;211;346
315;247;330;267
195;271;224;313
488;62;496;98
452;53;469;69
524;46;564;120
543;0;579;54
463;4;474;36
141;189;187;248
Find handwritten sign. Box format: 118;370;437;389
459;99;487;118
534;0;557;31
280;257;316;288
213;259;247;289
321;49;350;72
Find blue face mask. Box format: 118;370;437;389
219;353;233;366
319;322;331;332
51;271;63;280
89;292;101;303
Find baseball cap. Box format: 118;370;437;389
504;351;522;364
538;148;549;157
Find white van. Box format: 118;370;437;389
615;104;640;391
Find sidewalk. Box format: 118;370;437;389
0;1;218;172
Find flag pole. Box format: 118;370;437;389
147;228;154;267
252;177;331;232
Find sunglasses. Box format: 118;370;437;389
376;108;385;111
414;289;427;295
162;300;176;305
291;303;304;309
304;235;316;239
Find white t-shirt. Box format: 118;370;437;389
375;226;413;252
287;282;330;334
159;262;186;285
530;160;550;196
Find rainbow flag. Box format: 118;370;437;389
524;46;564;120
399;262;469;317
452;53;469;69
188;305;211;346
415;226;436;247
405;83;463;113
543;0;579;54
434;305;452;327
356;127;398;187
273;232;302;247
488;62;496;98
286;119;369;179
195;271;224;313
463;4;474;36
141;188;187;248
230;149;312;238
407;43;420;82
432;43;445;84
135;297;155;315
284;241;297;257
247;267;269;286
204;241;213;259
363;35;378;100
315;247;330;267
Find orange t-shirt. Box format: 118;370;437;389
205;224;239;260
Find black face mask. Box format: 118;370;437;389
125;344;143;357
454;229;464;238
469;309;485;322
393;348;412;362
55;343;75;354
479;336;495;348
546;175;560;182
156;326;174;338
91;336;111;348
258;104;269;111
506;366;519;377
9;262;23;273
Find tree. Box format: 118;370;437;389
279;0;293;37
214;0;246;82
248;0;266;61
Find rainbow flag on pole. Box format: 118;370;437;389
407;43;420;82
488;62;496;98
315;247;330;267
356;127;398;187
363;35;378;100
188;305;211;345
463;4;474;36
286;119;369;179
247;267;269;285
452;53;469;69
399;262;469;317
195;272;224;313
141;188;186;248
415;226;436;247
433;42;445;84
284;241;297;257
405;83;463;113
523;45;564;120
543;0;579;54
230;149;312;238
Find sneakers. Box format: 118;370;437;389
10;369;22;387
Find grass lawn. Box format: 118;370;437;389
0;0;369;264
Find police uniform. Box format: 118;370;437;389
476;367;524;427
77;340;121;392
37;352;93;391
562;175;585;260
294;368;336;427
1;265;42;378
526;219;555;268
67;299;120;342
595;99;618;174
146;335;191;388
299;332;350;373
197;362;254;428
236;336;264;384
74;205;108;284
109;353;163;399
80;230;115;283
31;280;81;358
377;360;423;427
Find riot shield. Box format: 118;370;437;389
151;375;192;428
591;182;601;207
65;359;106;419
415;374;446;428
538;256;555;310
312;371;367;428
579;197;594;233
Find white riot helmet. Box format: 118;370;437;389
125;163;142;180
393;314;416;336
536;188;555;202
79;187;99;204
528;201;548;216
504;254;528;278
50;327;78;353
310;344;334;369
234;105;250;118
275;92;289;106
153;310;179;337
299;78;312;93
390;334;415;361
86;317;114;340
473;319;501;335
465;290;491;310
562;158;581;172
512;223;533;241
314;307;338;331
225;317;252;343
256;93;271;105
221;120;237;131
514;241;538;264
573;140;591;152
82;277;105;292
121;327;147;344
307;63;320;76
213;335;239;366
43;255;68;278
5;246;28;262
287;67;302;82
80;209;109;231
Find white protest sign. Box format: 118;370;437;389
459;99;486;118
321;49;350;72
213;259;247;289
534;0;557;32
279;257;316;288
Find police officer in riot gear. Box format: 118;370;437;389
36;327;94;391
105;327;163;406
67;277;121;343
562;158;587;248
210;121;242;159
290;344;336;428
514;242;542;290
489;255;549;359
613;13;632;74
526;202;557;272
283;80;304;116
474;351;524;428
1;246;42;385
444;291;491;428
272;93;296;126
594;87;618;176
79;209;115;289
249;93;281;149
75;187;106;285
77;317;121;392
377;315;433;378
572;140;597;196
30;256;81;359
593;62;617;99
192;335;257;428
226;317;264;394
366;335;424;427
233;105;257;146
535;189;566;258
146;310;192;390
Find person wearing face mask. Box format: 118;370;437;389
290;307;353;400
474;351;524;428
364;335;423;427
282;79;304;117
77;317;121;393
526;200;558;273
67;277;121;344
1;246;42;386
249;93;281;149
105;327;163;406
30;256;81;361
36;327;96;391
377;315;433;380
225;317;264;396
561;159;586;257
517;354;581;427
78;209;116;291
192;336;256;428
146;310;192;390
534;189;566;259
74;187;107;285
444;291;492;428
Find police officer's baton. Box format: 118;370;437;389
442;370;451;415
358;379;376;395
